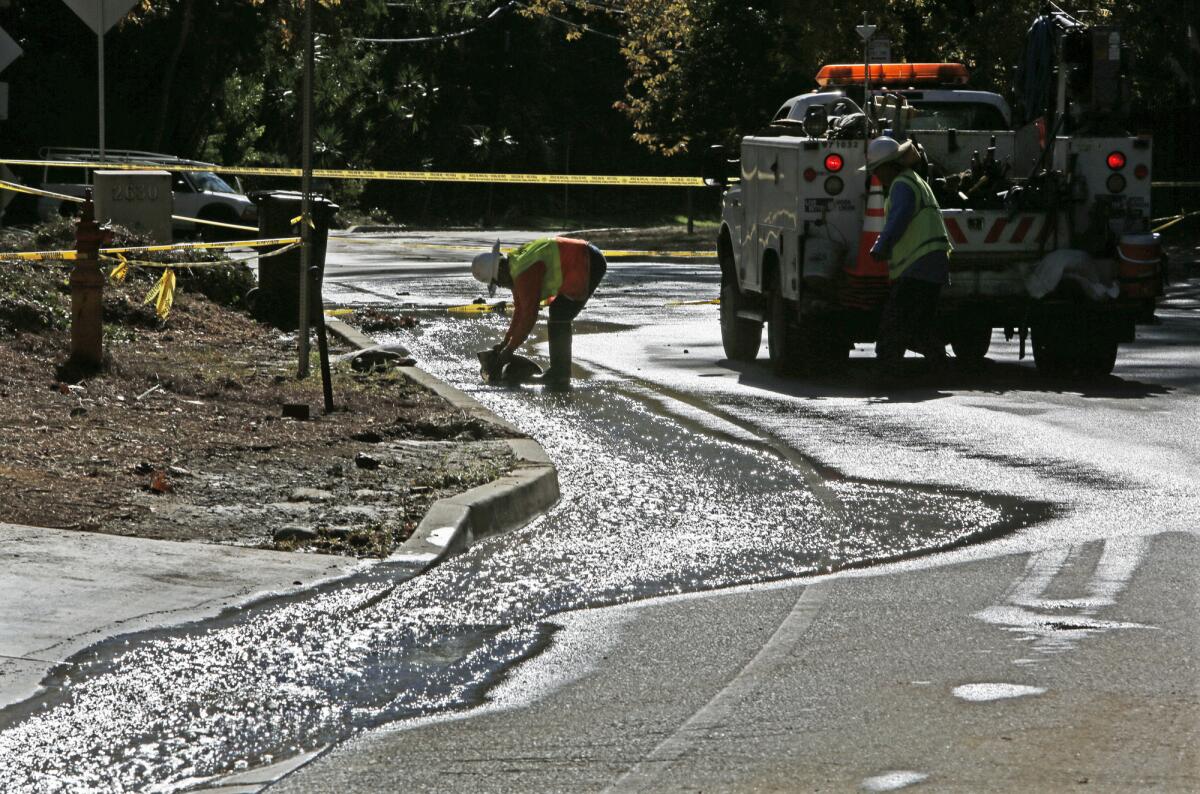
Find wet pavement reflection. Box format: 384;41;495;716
0;309;1046;792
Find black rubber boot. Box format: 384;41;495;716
541;319;573;390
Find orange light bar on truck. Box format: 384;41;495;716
815;63;970;87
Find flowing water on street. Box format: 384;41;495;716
0;309;1045;792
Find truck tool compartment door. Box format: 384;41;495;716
743;140;799;294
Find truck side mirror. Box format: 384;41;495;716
705;144;736;187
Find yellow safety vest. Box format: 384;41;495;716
885;170;952;280
507;238;563;300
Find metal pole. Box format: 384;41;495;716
863;12;870;158
98;0;105;160
297;0;314;378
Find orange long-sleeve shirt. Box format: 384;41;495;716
500;238;591;353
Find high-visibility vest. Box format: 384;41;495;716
507;237;591;301
885;170;952;280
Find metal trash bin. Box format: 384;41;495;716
246;191;339;330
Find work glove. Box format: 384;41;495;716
869;239;891;263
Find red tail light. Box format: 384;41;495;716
1106;151;1126;170
803;168;818;182
824;154;844;173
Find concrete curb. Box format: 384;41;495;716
324;317;559;566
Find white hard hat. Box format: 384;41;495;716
471;240;503;295
861;136;914;172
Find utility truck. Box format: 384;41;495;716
713;9;1161;377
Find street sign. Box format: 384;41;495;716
856;24;877;42
60;0;140;36
0;25;22;74
868;38;892;63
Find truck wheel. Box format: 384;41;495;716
1078;325;1119;376
1031;324;1068;376
798;312;850;375
950;324;992;363
768;283;801;376
720;280;762;362
1032;322;1118;377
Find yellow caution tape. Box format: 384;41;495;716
0;236;300;263
0;178;85;204
334;237;714;259
143;268;177;320
603;249;714;258
447;302;513;315
101;236;301;255
666;298;721;306
324;308;355;317
99;242;301;270
1151;209;1200;233
172;214;258;232
0;249;73;262
109;253;129;283
0;158;706;188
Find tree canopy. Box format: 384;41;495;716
0;0;1193;220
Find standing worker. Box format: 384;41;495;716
471;236;608;389
864;135;952;376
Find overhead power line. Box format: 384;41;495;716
356;1;516;44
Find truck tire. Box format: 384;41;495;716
1078;324;1119;376
798;311;850;375
950;323;992;364
1032;320;1119;377
1031;324;1069;376
720;280;762;362
768;282;801;375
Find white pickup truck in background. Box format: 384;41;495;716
36;147;257;239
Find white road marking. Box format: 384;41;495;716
603;581;831;793
861;770;930;790
977;538;1152;657
952;683;1046;702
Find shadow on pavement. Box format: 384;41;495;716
720;356;1174;403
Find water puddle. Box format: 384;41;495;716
0;311;1052;792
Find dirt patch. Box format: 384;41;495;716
0;224;517;557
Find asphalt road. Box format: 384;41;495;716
0;232;1194;792
275;232;1199;791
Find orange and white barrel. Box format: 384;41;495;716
1117;232;1162;299
842;175;890;309
853;175;887;276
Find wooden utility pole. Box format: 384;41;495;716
297;0;314;378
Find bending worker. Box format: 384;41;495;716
471;236;607;388
864;135;952;375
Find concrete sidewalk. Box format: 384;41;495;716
0;523;361;711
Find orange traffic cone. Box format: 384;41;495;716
843;175;890;309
